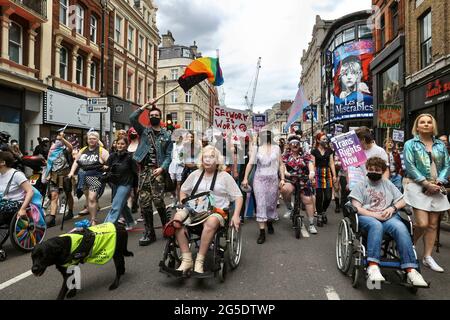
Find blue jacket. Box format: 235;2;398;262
404;136;450;184
129;109;173;171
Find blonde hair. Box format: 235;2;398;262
87;131;100;140
198;145;227;172
412;114;438;136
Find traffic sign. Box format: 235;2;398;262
87;97;108;113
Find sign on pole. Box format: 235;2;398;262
331;130;367;170
377;104;402;128
392;129;405;142
87;97;108;113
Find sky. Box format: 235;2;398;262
155;0;372;113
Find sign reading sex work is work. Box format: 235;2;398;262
331;130;367;169
214;106;249;132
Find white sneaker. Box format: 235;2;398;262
137;217;144;222
367;265;386;282
423;256;444;273
407;269;428;287
308;224;318;234
283;211;292;219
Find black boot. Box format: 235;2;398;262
267;221;274;234
46;215;56;228
257;229;266;244
335;199;341;213
139;210;156;246
157;207;169;226
64;209;74;220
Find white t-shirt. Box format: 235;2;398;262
181;169;242;209
0;169;28;202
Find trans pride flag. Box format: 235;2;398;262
284;86;310;132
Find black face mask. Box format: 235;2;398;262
150;117;160;127
130;134;138;140
319;141;328;147
367;172;382;181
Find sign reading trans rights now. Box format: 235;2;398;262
331;130;367;170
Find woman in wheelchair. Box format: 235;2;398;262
0;151;34;251
173;146;243;277
348;157;428;287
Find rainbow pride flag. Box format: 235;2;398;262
178;57;224;92
284;86;310;132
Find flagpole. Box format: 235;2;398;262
144;84;181;109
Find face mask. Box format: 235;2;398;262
320;141;328;146
130;134;138;140
367;172;382;181
150;117;160;127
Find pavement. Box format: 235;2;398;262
0;192;449;300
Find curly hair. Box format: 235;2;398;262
198;145;227;172
365;156;387;172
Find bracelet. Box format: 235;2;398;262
391;204;397;211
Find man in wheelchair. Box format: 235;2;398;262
171;146;243;277
348;157;428;287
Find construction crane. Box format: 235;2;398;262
244;57;262;113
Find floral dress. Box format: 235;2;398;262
282;151;314;196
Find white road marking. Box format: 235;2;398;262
324;286;341;300
0;271;33;291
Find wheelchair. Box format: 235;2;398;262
335;201;428;294
159;200;243;283
0;203;47;261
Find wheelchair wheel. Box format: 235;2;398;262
351;265;360;288
163;239;181;270
225;226;242;270
336;218;352;274
219;261;227;283
9;205;47;253
295;216;302;239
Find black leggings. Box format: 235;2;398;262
315;188;332;214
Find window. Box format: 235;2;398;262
171;91;177;103
381;63;401;104
114;65;121;95
185;112;192;130
8;22;22;64
137;78;143;104
420;11;432;68
391;2;399;39
335;32;343;48
115;16;123;44
76;55;84;85
171;112;178;123
171;68;178;80
343;28;355;43
75;5;84;35
182;48;191;58
185;90;192;103
90;16;97;43
380;14;386;48
147;81;153;101
90;62;97;90
60;47;68;80
60;0;68;25
358;25;372;39
128;25;134;53
127;72;133;100
138;35;144;59
147;42;152;65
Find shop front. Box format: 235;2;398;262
42;89;111;149
406;67;450;139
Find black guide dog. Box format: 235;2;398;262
31;223;133;300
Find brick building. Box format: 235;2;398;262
404;0;450;137
370;0;406;144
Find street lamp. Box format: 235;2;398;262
100;0;108;142
325;50;333;134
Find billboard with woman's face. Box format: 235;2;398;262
332;39;374;121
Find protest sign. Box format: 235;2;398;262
348;166;366;190
392;129;404;142
377;104;402;128
331;130;367;170
214;106;249;133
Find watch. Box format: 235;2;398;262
391;204;398;211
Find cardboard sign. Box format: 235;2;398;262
377;104;402;128
213;106;249;133
392;129;404;142
331;130;367;170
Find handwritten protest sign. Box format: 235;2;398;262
377;104;402;128
214;106;249;133
331;130;367;170
392;129;404;142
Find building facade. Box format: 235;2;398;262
300;15;333;138
264;102;289;135
0;0;50;152
106;0;160;132
404;0;450;138
370;0;406;145
157;31;213;132
320;11;374;134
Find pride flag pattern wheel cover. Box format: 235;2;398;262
13;204;46;250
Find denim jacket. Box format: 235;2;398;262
129;109;173;170
404;136;450;184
